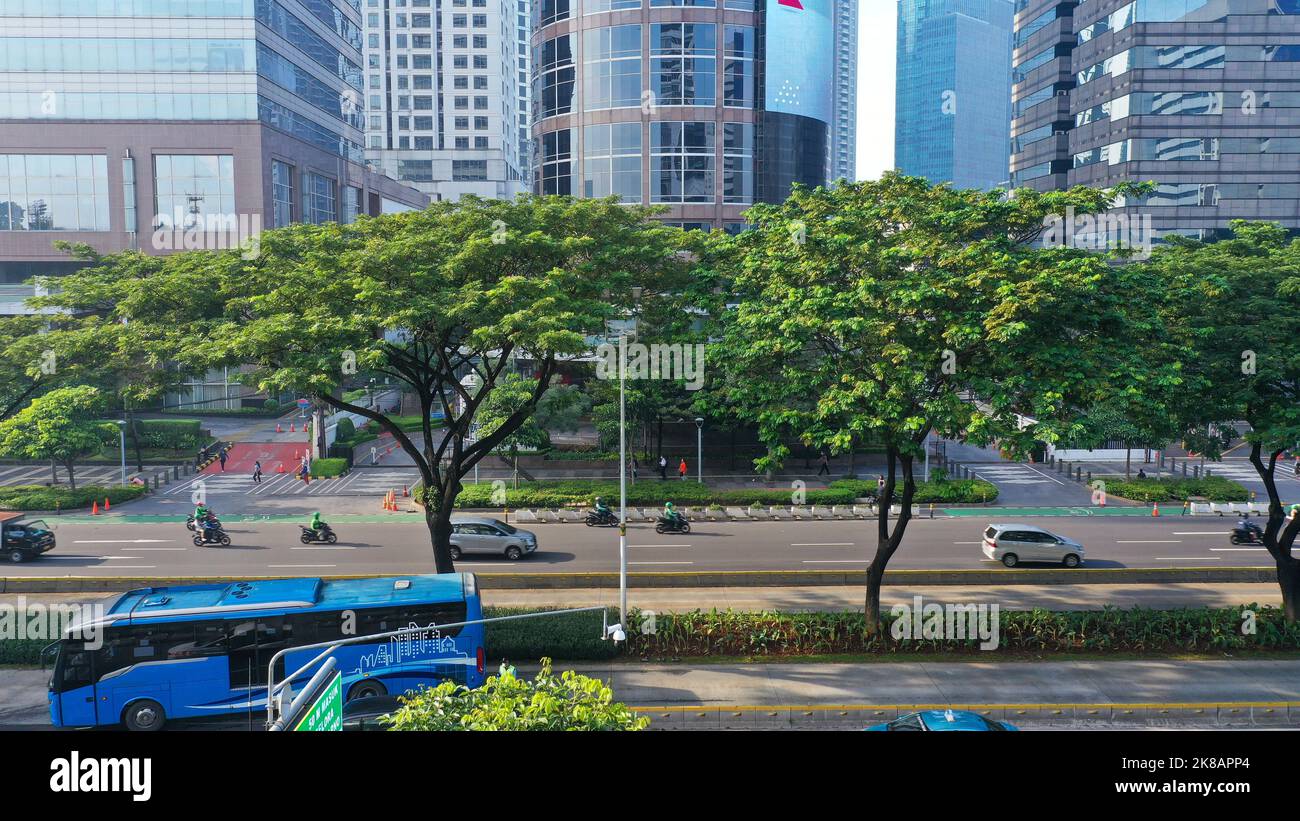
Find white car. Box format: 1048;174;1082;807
449;517;538;560
982;523;1084;568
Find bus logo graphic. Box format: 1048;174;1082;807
351;623;469;676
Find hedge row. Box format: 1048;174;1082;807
435;477;997;509
1099;475;1249;503
309;458;349;478
0;484;149;511
622;606;1300;657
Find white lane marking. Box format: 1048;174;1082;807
629;561;694;565
73;539;175;544
630;544;692;548
72;565;156;569
1116;540;1182;543
1210;548;1269;552
291;546;355;550
1173;532;1227;535
130;547;188;551
1154;557;1221;561
802;560;869;564
791;542;855;546
953;541;981;544
267;564;337;568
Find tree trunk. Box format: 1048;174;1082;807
50;459;58;486
127;410;144;473
423;494;456;574
1125;446;1131;480
66;461;77;491
1277;557;1300;624
864;445;919;635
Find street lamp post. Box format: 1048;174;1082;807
618;333;629;626
694;417;703;483
116;420;127;486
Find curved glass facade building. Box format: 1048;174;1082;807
530;0;831;230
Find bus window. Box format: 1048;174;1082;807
227;618;295;689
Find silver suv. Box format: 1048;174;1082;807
449;517;537;561
982;523;1084;568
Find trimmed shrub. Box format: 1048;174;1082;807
335;417;356;443
484;606;621;661
310;458;349;478
0;484;148;511
1101;475;1248;503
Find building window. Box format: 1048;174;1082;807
651;121;714;203
453;160;488;181
122;156;137;234
535;34;575;118
584;25;642;111
583;122;641;203
0;154;110;231
343;185;362;224
651;24;716;107
154;154;234;228
723;25;754;108
722;122;752;204
301;171;337;224
537;128;573;195
271;159;294;227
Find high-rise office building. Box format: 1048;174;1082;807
830;0;858;183
895;0;1015;190
1011;0;1300;238
530;0;833;231
0;0;427;317
362;0;528;200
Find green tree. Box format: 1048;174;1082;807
0;386;105;490
712;174;1177;631
1144;221;1300;620
32;196;692;572
382;658;649;731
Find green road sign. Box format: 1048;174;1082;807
293;672;342;732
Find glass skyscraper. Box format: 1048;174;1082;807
895;0;1014;190
1011;0;1300;239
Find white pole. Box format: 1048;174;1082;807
697;423;702;483
924;432;930;483
618;334;628;626
118;423;127;486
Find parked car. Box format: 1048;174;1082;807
1;513;56;563
449;517;537;560
342;695;404;731
866;710;1018;732
982;523;1084;568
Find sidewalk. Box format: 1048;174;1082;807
480;583;1283;612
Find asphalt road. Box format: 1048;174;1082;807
3;515;1287;576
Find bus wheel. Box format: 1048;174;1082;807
349;680;387;701
123;699;166;732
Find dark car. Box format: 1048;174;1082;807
342;695;405;731
1;513;57;563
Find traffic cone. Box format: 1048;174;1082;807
91;501;99;515
1152;502;1160;517
289;422;295;432
276;423;282;433
402;485;409;497
104;497;110;511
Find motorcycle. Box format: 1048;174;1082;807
299;525;338;545
655;515;691;535
585;509;618;527
1230;521;1264;545
193;526;231;547
186;514;222;532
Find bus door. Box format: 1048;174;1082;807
53;641;100;726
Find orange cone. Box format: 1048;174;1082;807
104;497;110;511
91;501;99;515
1152;502;1160;517
276;423;282;433
402;485;409;497
289;422;295;432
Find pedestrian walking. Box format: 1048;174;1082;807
678;458;688;480
876;474;885;495
252;460;263;484
817;451;830;477
1293;458;1299;477
218;449;227;472
631;455;639;482
658;455;668;480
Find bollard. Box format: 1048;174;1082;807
1182;461;1188;477
173;465;179;480
1057;459;1063;473
1075;466;1082;482
1194;465;1200;478
1087;470;1092;483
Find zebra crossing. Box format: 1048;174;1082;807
1204;459;1300;486
967;462;1064;486
163;467;421;497
0;464;127;487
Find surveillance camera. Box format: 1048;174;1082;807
605;623;626;643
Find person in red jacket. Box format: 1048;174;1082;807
678;458;688;480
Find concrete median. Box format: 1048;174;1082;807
0;566;1280;594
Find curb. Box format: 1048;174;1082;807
630;701;1300;728
0;566;1279;594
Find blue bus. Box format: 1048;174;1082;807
45;574;485;730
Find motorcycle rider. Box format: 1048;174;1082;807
308;510;330;538
662;501;683;527
1236;514;1263;541
593;496;612;521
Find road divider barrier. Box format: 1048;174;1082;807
0;566;1279;594
506;504;930;524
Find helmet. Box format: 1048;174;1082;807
595;497;604;504
666;501;675;509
